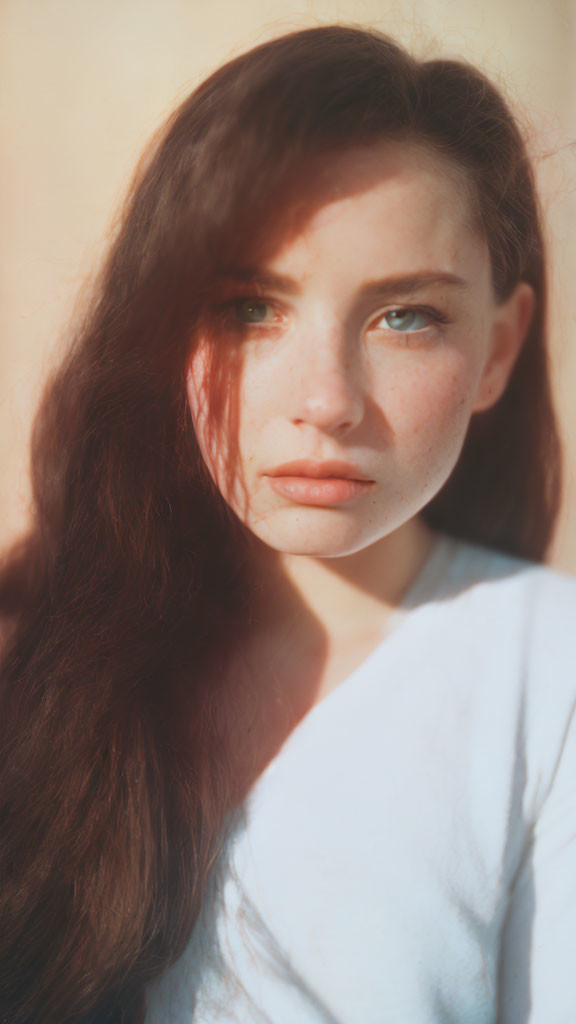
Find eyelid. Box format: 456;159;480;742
214;295;451;334
367;304;451;333
216;294;286;327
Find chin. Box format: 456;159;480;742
246;515;398;559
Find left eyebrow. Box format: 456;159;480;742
360;272;468;298
217;267;469;298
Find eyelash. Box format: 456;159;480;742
372;306;451;334
214;296;451;337
215;298;283;330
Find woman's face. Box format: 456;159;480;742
186;139;533;558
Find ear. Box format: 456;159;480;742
471;281;535;414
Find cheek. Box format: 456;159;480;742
382;349;480;455
186;345;229;488
186;351;210;447
186;343;208;410
186;342;254;507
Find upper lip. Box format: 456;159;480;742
265;459;374;481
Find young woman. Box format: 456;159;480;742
0;22;574;1024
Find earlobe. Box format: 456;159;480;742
471;281;535;414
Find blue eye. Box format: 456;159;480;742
378;309;431;332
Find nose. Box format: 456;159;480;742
290;326;365;435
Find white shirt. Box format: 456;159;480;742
145;533;576;1022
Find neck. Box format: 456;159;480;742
243;516;438;653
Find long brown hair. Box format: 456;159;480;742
0;24;562;1023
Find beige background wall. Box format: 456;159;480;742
1;0;575;569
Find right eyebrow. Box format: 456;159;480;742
216;267;469;299
216;268;301;295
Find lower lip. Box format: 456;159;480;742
266;476;374;505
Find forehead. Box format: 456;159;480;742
293;139;475;225
257;139;490;289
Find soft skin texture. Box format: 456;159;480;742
186;140;534;648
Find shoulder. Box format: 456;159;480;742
433;536;576;818
431;533;576;710
438;534;576;635
444;534;576;753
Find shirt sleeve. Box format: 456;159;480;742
497;690;576;1023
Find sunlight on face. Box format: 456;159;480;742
186;140;533;559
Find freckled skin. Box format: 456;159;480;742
187;140;533;563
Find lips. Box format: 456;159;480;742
265;459;373;481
